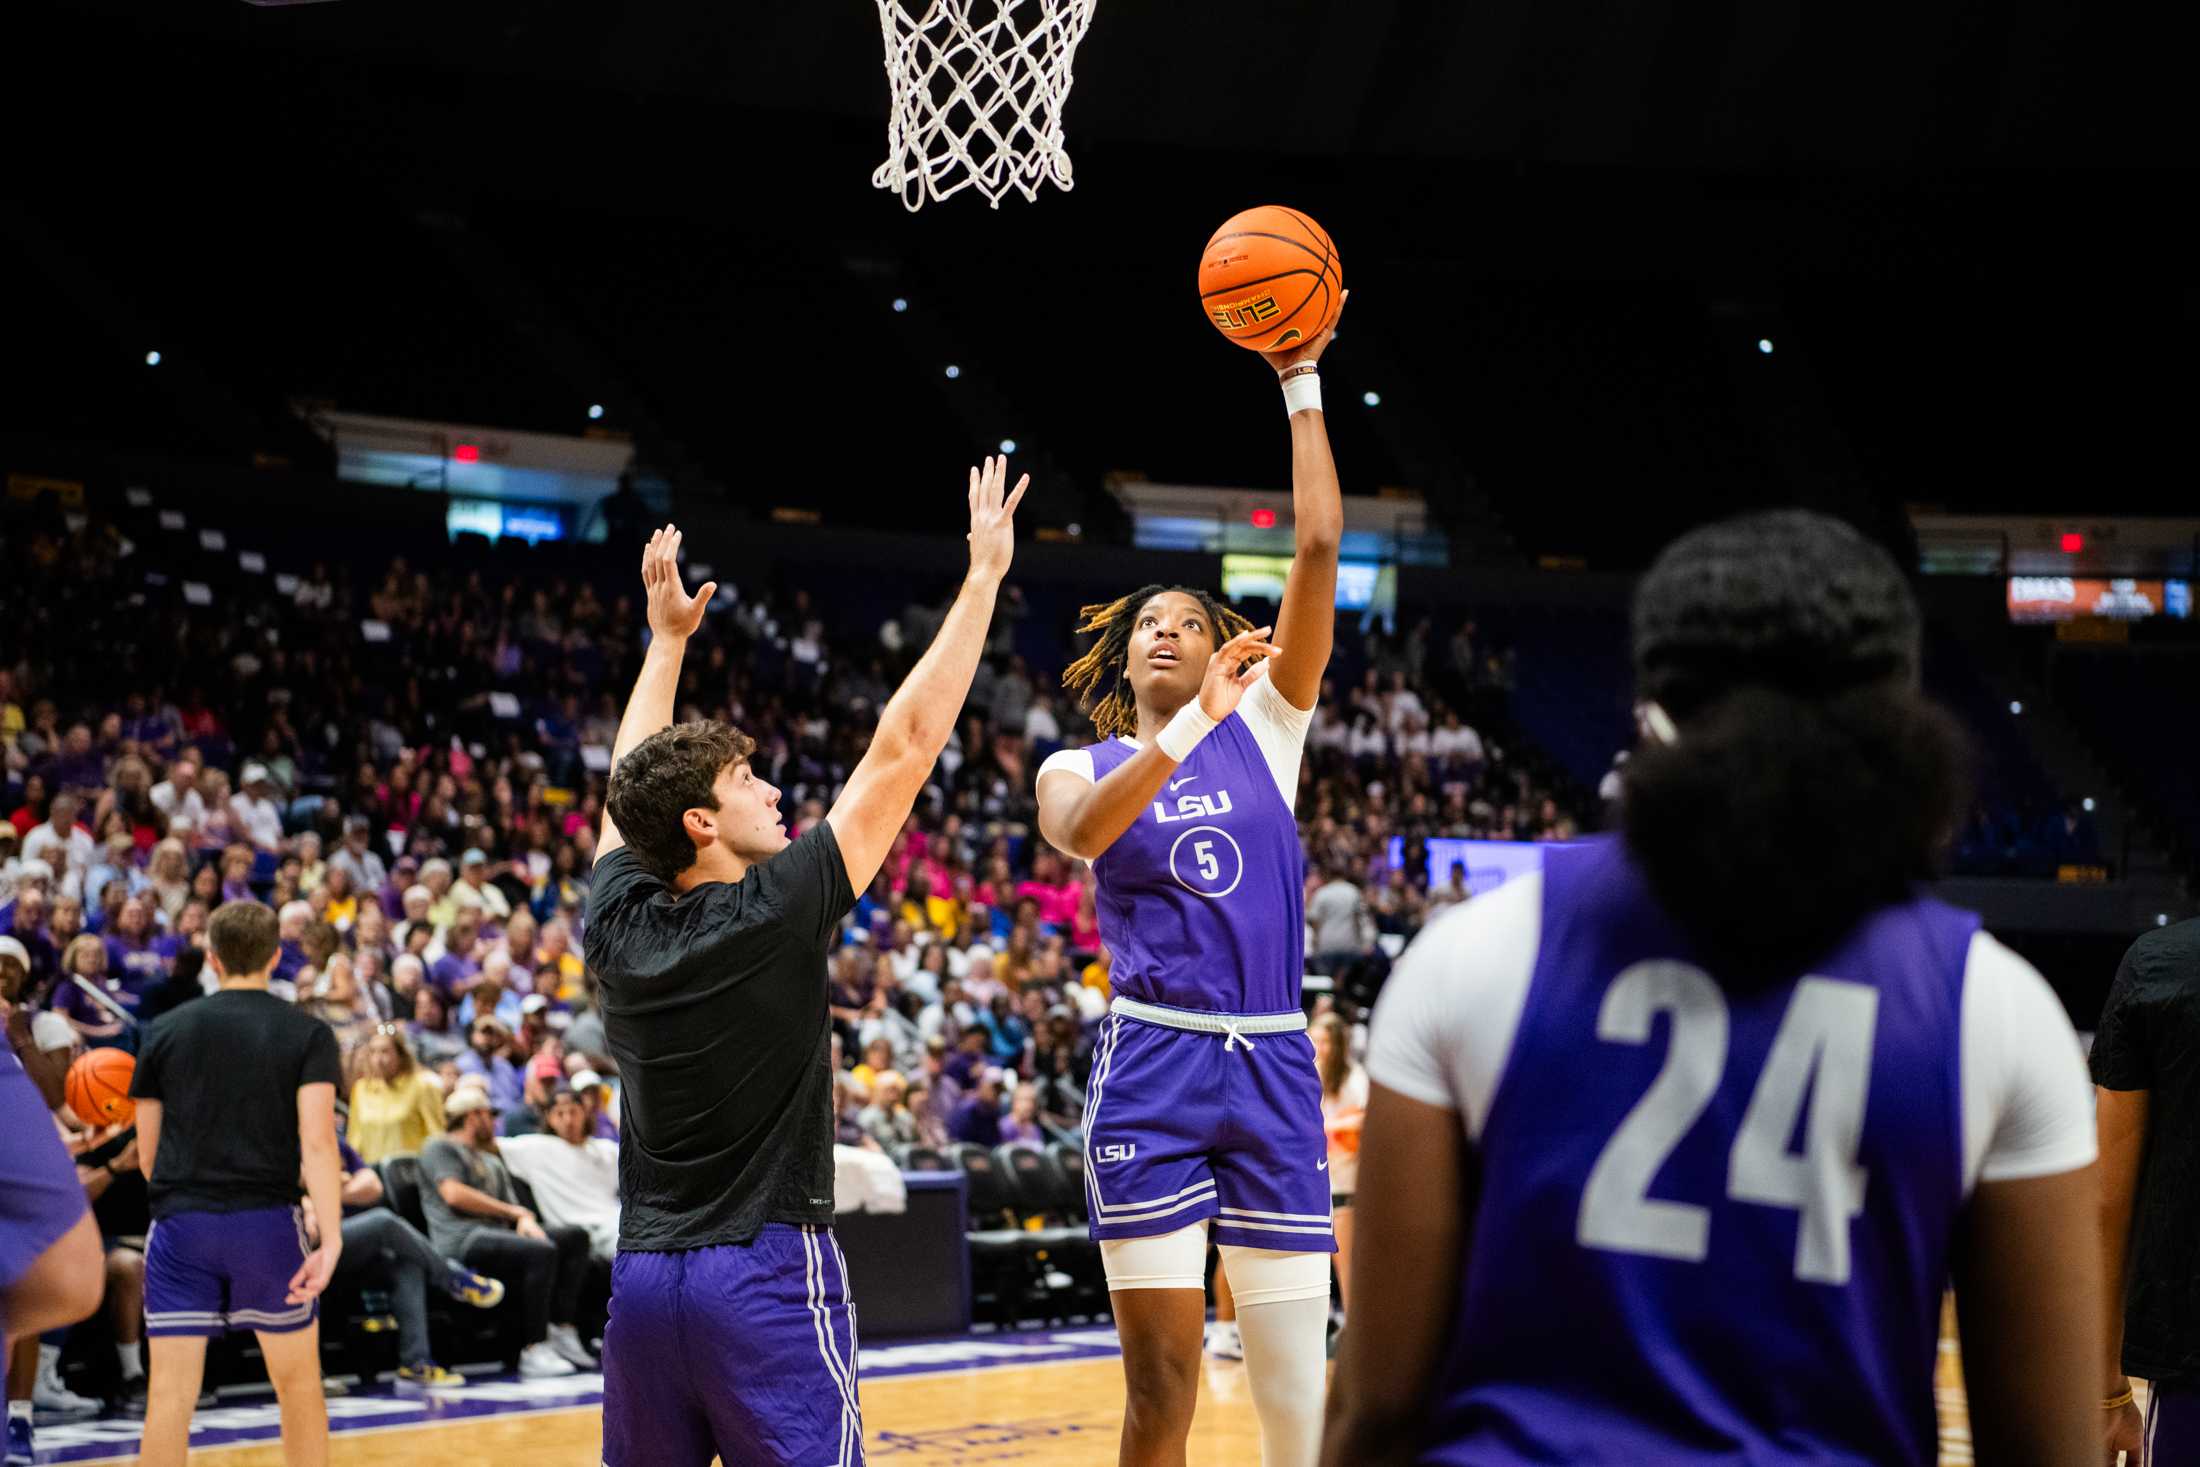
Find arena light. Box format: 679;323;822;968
2159;914;2172;927
1066;522;1081;536
892;298;909;313
2061;531;2084;553
453;443;480;463
1250;508;1277;529
2008;700;2023;715
1362;390;1381;407
998;438;1017;454
944;364;961;379
587;404;604;421
1757;339;1774;354
2083;796;2096;811
145;350;162;366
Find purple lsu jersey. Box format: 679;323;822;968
1084;705;1305;1014
1435;839;1976;1465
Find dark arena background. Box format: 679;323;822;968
1;1;2193;1463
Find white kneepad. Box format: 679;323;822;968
1217;1244;1333;1308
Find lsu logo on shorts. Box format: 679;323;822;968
1094;1142;1138;1164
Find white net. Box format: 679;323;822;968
872;0;1099;211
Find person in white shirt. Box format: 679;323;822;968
148;756;207;829
21;792;95;876
1382;671;1426;740
1428;709;1485;768
229;764;286;851
452;850;512;922
1023;694;1063;747
497;1089;620;1263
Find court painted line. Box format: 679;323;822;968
31;1326;1131;1464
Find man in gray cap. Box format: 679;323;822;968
330;817;387;897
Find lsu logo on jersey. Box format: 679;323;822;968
1093;1143;1137;1164
1152;790;1233;825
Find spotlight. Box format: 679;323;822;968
944;365;961;379
1066;523;1081;536
145;350;162;366
892;298;909;313
998;439;1017;454
587;404;604;421
1362;391;1381;407
2160;914;2172;927
1757;339;1774;354
2008;700;2023;715
2083;797;2096;812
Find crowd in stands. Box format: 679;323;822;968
0;489;1590;1417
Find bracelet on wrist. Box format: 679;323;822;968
2103;1388;2135;1410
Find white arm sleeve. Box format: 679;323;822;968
1960;930;2098;1193
1364;875;1542;1140
1036;747;1096;784
1235;664;1315;807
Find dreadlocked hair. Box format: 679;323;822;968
1061;583;1258;739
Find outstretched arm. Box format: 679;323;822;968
827;457;1026;894
598;525;719;861
1261;295;1346;710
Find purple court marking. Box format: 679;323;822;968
31;1326;1127;1463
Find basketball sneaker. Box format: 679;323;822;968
446;1266;506;1309
33;1355;100;1417
517;1342;578;1379
1204;1320;1243;1361
6;1412;32;1467
116;1374;150;1417
545;1324;598;1370
394;1364;465;1394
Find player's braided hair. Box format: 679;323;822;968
1061;584;1257;739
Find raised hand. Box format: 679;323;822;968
1197;625;1283;723
965;455;1029;585
1260;288;1350;374
641;525;718;641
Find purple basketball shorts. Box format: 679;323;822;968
1080;1000;1335;1254
144;1204;316;1337
0;1056;88;1339
602;1224;864;1467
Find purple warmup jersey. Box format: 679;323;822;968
0;1050;86;1336
1428;840;1975;1465
1082;675;1307;1013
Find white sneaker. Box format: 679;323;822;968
1204;1321;1243;1362
518;1342;578;1379
545;1325;597;1370
32;1364;99;1418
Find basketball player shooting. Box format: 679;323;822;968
1036;300;1346;1467
586;458;1024;1467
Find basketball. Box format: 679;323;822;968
1198;205;1343;352
66;1047;136;1128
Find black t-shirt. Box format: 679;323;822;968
2092;917;2200;1385
587;822;856;1250
129;987;343;1220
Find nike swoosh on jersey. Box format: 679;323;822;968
1169;775;1200;791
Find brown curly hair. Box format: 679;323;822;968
1060;584;1258;739
606;720;757;882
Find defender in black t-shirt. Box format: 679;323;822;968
592;466;1025;1467
2095;915;2200;1460
129;900;344;1467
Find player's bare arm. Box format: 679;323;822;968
1260;293;1346;710
291;1080;343;1303
1321;1081;1470;1467
827;455;1026;895
1036;622;1281;861
2095;1086;2149;1463
598;525;720;861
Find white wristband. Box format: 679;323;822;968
1154;700;1219;762
1281;371;1322;416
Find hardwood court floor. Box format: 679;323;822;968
56;1340;2013;1466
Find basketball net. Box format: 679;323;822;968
872;0;1098;211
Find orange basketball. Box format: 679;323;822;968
66;1047;136;1128
1197;205;1343;352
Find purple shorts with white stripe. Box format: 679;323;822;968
603;1225;864;1467
1081;1009;1336;1253
144;1205;316;1337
